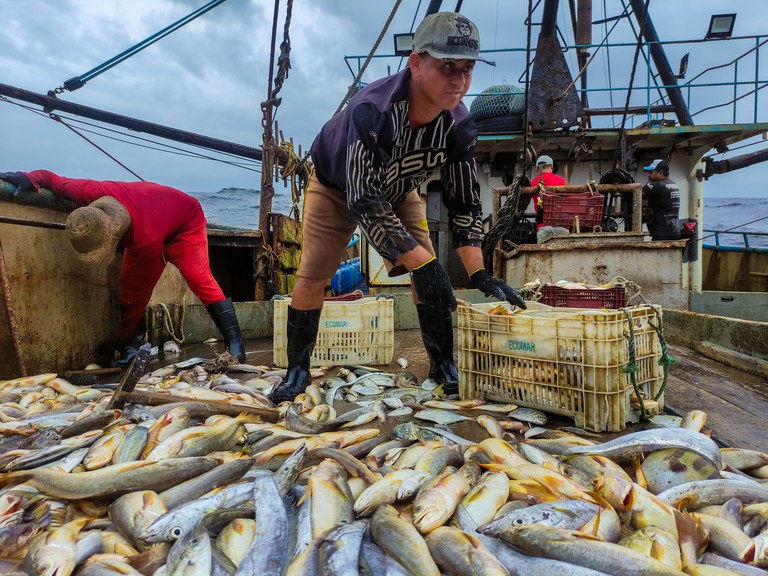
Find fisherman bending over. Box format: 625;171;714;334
0;170;246;366
269;12;527;404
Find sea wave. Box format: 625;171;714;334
191;188;293;230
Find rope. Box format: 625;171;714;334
49;114;145;181
646;303;675;400
334;0;403;116
605;275;643;303
483;174;531;269
159;291;188;345
270;0;293;105
278;140;313;219
614;0;650;169
621;307;648;420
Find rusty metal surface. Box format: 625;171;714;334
528;35;585;131
0;239;25;378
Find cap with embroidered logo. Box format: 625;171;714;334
412;12;495;66
643;159;669;173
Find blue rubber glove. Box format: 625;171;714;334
412;257;457;312
0;172;35;195
469;269;527;309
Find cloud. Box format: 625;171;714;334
1;0;766;202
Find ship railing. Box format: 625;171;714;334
345;33;768;127
702;228;768;253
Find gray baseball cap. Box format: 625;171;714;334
412;12;495;66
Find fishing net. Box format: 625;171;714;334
470;84;526;121
482;174;532;270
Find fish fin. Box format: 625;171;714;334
676;510;709;568
0;471;31;484
476;462;506;473
570;530;602;541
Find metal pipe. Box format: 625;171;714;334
0;82;266;162
628;0;694;125
426;0;444;16
0;215;66;230
540;0;560;38
577;0;592;110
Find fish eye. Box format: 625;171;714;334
171;526;183;538
515;519;524;524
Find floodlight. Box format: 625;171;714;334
393;33;414;57
705;14;736;39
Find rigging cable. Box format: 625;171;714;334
0;96;261;175
613;0;650;169
334;0;403;116
603;0;614;107
49;113;145;181
53;0;230;93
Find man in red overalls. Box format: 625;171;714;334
0;170;245;366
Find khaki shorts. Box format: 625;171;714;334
298;175;434;279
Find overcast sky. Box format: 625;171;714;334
2;0;767;203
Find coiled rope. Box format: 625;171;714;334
159;290;188;346
483;174;531;270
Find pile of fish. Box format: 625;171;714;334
0;362;767;576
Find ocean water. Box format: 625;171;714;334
192;188;767;248
192;187;294;230
703;197;768;248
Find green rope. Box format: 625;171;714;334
622;307;648;420
647;303;675;400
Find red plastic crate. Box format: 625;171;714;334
541;191;604;230
540;285;627;309
323;290;365;302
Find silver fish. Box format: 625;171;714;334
657;478;768;508
234;470;289;575
508;407;548;425
141;481;253;542
318;520;366;576
563;428;723;470
166;524;211;576
414;409;473;425
479;500;602;537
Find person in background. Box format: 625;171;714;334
530;154;567;228
269;12;527;403
641;159;681;241
0;170;246;366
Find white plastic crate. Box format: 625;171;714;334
273;296;394;368
457;300;664;432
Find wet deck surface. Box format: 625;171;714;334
161;329;767;452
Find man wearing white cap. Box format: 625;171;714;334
641;159;680;241
530;155;567;231
270;12;527;403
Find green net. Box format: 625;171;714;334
469;84;526;120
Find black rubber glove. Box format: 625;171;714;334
411;257;457;312
469;269;528;309
0;172;35;195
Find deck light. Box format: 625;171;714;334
394;33;415;56
705;14;736;39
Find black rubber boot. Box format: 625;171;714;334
417;303;459;396
206;298;246;363
270;306;321;404
111;331;146;368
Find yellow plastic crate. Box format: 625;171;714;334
457;301;664;432
273;296;394;368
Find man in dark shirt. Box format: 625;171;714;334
270;12;527;403
641;159;681;240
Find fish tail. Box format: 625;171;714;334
676;511;708;568
0;471;32;486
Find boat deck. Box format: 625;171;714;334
170;329;767;452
